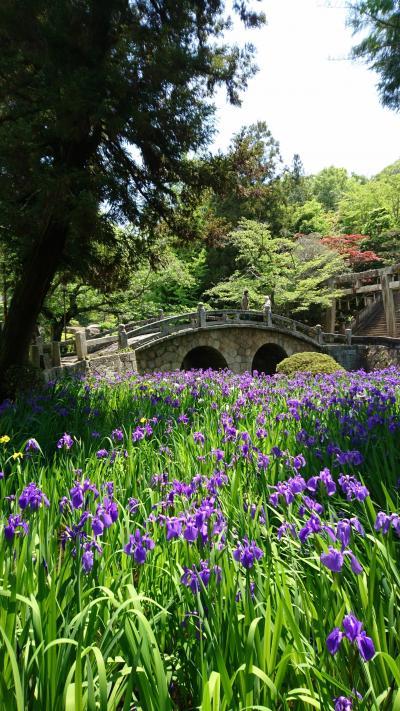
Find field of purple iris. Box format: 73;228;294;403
0;367;399;710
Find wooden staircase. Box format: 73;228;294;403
354;293;400;337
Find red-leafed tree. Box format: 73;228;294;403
321;234;381;270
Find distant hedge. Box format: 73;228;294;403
276;352;344;376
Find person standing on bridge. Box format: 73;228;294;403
241;289;250;311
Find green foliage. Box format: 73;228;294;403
276;351;344;375
363;229;400;264
212;121;286;232
310;166;351;211
205;221;345;315
291;199;334;235
349;0;400;111
0;0;265;377
276;235;346;314
281;154;312;207
338;171;400;237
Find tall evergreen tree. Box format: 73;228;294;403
0;0;264;393
349;0;400;110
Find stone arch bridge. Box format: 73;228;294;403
127;309;325;374
40;306;400;379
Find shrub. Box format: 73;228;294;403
276;351;344;376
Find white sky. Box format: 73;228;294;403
211;0;400;177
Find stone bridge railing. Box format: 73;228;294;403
120;306;350;350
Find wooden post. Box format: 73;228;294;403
381;273;396;337
326;298;336;333
75;330;87;360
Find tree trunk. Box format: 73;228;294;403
0;222;67;397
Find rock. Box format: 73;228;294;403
85;324;102;337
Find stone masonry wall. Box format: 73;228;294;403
43;351;138;383
135;325;318;374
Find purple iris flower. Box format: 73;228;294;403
70;484;84;509
193;431;205;445
132;427;145;442
111;428;124;442
183;519;198;543
57;433;74;450
319;468;336;495
96;448;108;459
91;516;104;536
233;538;263;569
307;468;336;497
326;627;343;655
96;497;118;528
128;497;139;514
375;511;400;536
102;481;114;497
299;514;323;542
334;697;353;710
70;479;99;509
321;547;344;573
211;448;225;461
356;632;376;661
327;613;375;661
338;475;369;502
124;529;155;564
257;453;270;469
277;522;297;539
292;454;306;470
181;560;222;593
4;514;29;541
336;450;363;466
166;517;182;540
82;548;94;573
18;482;49;510
336;520;351;548
347;551;363;575
25;438;40;453
80;540;103;573
300;495;324;516
343;613;363;642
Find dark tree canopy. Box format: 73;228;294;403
349;1;400;110
0;0;264;391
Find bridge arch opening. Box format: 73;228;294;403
252;343;287;375
181;346;228;371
